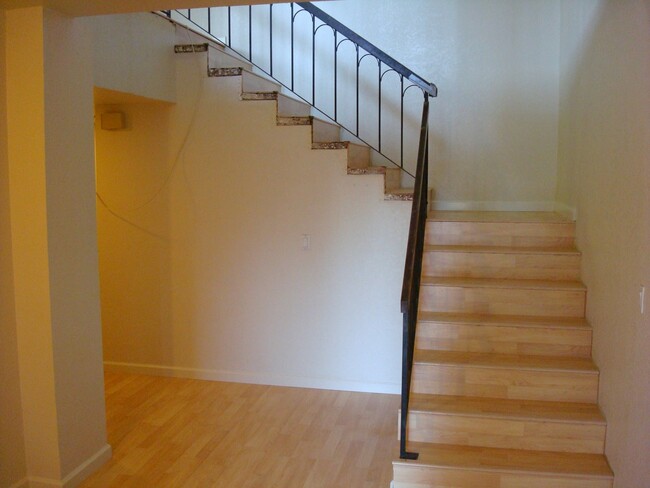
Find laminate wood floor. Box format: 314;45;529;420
81;373;399;488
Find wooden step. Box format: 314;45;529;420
393;442;613;488
416;313;593;358
423;245;581;281
418;277;586;317
404;394;606;453
411;350;599;403
426;211;575;248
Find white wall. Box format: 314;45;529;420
93;13;176;103
95;19;410;393
557;1;650;487
310;0;562;210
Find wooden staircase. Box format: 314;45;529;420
393;211;614;488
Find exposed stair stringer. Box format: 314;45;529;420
175;42;426;202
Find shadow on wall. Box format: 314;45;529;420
95;99;176;367
556;1;650;486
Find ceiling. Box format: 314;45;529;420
0;0;296;17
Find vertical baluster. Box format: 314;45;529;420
400;78;405;168
187;9;191;21
207;7;211;35
378;60;382;152
334;32;338;122
290;4;295;92
249;5;253;62
269;5;274;77
356;45;360;137
312;15;316;106
227;7;232;47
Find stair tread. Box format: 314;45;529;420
414;350;598;373
421;276;586;290
418;312;591;330
395;442;613;478
424;244;580;255
409;394;605;424
428;211;573;224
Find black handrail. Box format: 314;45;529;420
161;4;437;178
296;3;437;97
399;94;429;460
163;3;433;461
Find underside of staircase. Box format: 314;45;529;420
393;211;614;488
175;41;419;201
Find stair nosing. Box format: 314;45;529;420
417;312;592;330
424;244;581;256
407;394;606;425
413;350;599;374
420;276;586;291
426;211;574;224
395;443;614;479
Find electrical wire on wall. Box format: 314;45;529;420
95;23;209;239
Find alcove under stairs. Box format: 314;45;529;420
393;211;614;488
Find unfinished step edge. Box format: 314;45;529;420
208;66;244;77
174;43;209;53
241;91;279;101
277;115;312;126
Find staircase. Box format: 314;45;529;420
175;42;418;200
393;211;614;488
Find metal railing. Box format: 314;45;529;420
163;2;434;460
399;94;429;460
162;3;436;178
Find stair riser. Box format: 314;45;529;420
405;412;605;453
347;144;371;169
393;466;612;488
416;323;592;358
426;222;575;248
423;251;581;280
312;120;340;143
419;286;586;317
412;364;599;403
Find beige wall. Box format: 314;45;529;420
557;1;650;486
95;23;410;393
4;7;109;486
0;8;28;488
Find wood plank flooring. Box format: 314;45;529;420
81;373;399;488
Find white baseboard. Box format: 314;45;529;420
61;444;112;488
554;201;577;221
104;361;400;395
23;444;112;488
430;200;556;212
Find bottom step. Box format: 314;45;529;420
393;443;613;488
